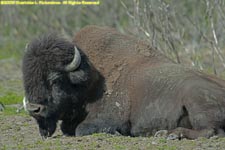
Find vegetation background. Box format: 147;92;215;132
2;0;225;74
1;0;225;149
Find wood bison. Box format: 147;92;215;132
22;25;225;140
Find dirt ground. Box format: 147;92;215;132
1;58;225;150
1;113;225;150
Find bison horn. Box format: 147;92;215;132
25;43;29;52
65;46;81;71
23;97;28;111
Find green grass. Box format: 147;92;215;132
0;44;23;61
114;145;126;150
0;92;23;105
1;105;28;116
157;145;177;150
0;92;27;116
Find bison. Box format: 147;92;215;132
22;25;225;139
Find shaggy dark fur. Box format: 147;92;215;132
22;33;103;138
23;26;225;139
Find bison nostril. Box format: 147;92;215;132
27;103;44;115
33;107;41;114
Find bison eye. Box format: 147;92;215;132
39;99;48;105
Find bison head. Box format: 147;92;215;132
22;34;99;139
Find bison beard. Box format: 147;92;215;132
22;26;225;140
37;116;57;139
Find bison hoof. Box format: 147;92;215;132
114;131;122;136
39;130;49;140
154;130;182;140
154;130;168;138
166;133;180;140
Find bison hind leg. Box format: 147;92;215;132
154;128;217;140
155;127;217;140
155;105;224;140
166;105;223;139
169;127;216;140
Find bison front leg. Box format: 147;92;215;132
75;120;130;136
75;121;118;136
60;113;86;136
60;120;77;136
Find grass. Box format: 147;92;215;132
0;92;23;105
0;41;24;61
0;84;26;116
1;105;27;116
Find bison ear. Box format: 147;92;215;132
64;46;81;72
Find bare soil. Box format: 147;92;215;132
1;113;225;150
